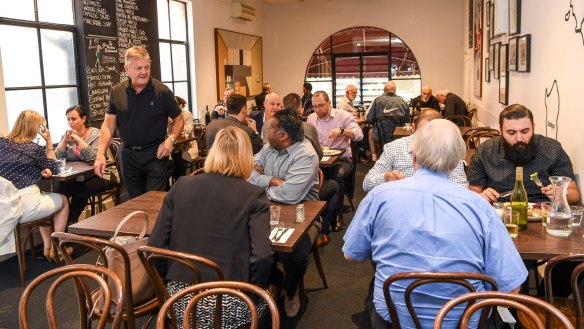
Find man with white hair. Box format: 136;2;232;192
343;119;526;329
409;85;440;112
366;81;410;145
435;89;468;125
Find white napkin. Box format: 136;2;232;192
321;156;331;162
270;227;295;243
54;169;77;177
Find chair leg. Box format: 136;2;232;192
14;227;26;287
90;196;96;216
312;243;328;289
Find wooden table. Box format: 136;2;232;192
68;191;326;253
45;161;98;182
320;148;345;167
514;222;584;260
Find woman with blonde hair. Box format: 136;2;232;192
0;110;70;262
149;126;272;328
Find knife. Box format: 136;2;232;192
275;228;289;242
499;190;513;198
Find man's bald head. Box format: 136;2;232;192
414;109;442;131
421;85;433;102
384;81;397;94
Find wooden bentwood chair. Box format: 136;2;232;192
14;215;54;287
155;281;280;329
434;291;574;329
517;253;584;329
384;272;498;329
137;245;224;329
52;232;158;329
19;264;124;329
445;114;472;127
87;138;122;215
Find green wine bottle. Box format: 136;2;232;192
511;166;528;230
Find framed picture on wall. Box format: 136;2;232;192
489;44;495;70
493;43;501;79
489;2;495;39
486;1;491;28
517;34;531;72
499;43;509;104
485;58;491;82
508;37;518;71
473;0;484;97
509;0;521;35
469;0;474;49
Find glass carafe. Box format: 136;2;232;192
546;176;573;237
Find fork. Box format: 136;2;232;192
531;175;544;188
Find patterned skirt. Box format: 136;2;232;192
167;281;268;329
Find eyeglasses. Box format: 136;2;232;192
312;102;328;110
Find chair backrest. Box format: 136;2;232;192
51;232;145;327
434;291;575;329
137;245;224;329
19;264;124;329
384;272;498;329
156;281;280;329
445;114;472;127
543;254;584;329
190;167;206;176
375;114;403;144
193;123;207;156
468;108;478;121
464;128;500;149
108;138;122;162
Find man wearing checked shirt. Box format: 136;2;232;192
363;109;468;192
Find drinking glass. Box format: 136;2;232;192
570;205;583;227
56;158;66;174
492;202;505;219
540;202;551;227
504;210;520;238
404;123;412;131
270;205;281;227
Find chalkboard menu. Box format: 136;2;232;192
75;0;160;122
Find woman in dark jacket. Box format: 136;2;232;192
148;126;272;328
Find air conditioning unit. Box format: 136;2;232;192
231;2;256;21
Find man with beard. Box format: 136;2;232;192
468;104;580;204
409;85;440;113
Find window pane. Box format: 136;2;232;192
157;0;170;39
332;28;363;53
159;42;172;81
37;0;74;25
363;56;389;78
305;79;332;99
0;25;42;87
41;29;76;85
0;0;34;21
45;87;79;139
362;77;387;104
394;78;421;102
5;89;44;131
173;82;188;107
172;44;187;80
314;37;331;54
363;29;389;53
305;55;331;80
170;1;187;41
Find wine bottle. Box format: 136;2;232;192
511;166;528;230
204;105;210;125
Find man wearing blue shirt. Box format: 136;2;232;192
343;119;527;329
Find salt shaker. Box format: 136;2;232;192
296;204;305;222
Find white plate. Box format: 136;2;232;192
323;149;342;156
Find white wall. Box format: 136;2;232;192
261;0;465;100
469;0;584;184
191;0;265;117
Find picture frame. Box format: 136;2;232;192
485;58;491;82
489;2;495;39
469;0;474;49
489;44;495;70
493;43;501;79
214;28;263;101
486;1;491;28
509;0;521;35
508;37;518;71
499;44;509;104
517;34;531;72
493;0;508;36
473;0;484;97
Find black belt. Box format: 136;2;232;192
124;142;159;151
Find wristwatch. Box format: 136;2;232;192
339;127;345;135
168;136;177;145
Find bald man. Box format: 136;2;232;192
363;109;468;192
366;81;410;145
249;92;282;137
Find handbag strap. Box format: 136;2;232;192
111;210;149;239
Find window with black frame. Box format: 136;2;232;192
157;0;192;116
305;26;421;109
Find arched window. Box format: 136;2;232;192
305;26;421;107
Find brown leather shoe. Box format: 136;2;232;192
284;288;301;317
316;234;328;248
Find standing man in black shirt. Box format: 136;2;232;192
94;46;183;199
